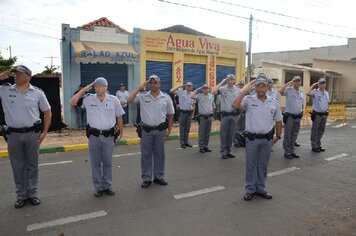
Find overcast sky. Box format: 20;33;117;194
0;0;355;73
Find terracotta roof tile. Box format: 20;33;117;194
158;25;213;37
78;17;129;33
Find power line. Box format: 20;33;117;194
209;0;356;30
0;23;60;40
156;0;348;39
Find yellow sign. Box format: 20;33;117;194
141;30;245;58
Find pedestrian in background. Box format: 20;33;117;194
70;77;124;198
0;65;52;209
306;78;329;153
212;74;240;159
279;76;304;159
128;75;174;188
116;83;129;125
73;84;87;129
232;75;282;201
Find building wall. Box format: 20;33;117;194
313;59;356;103
253;38;356;67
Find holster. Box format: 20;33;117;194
33;121;43;133
114;127;120;142
0;125;8;142
134;124;143;138
282;113;289;124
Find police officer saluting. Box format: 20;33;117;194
191;84;214;153
306;78;329;153
0;66;52;209
70;77;124;197
212;74;240;159
170;82;194;148
279;76;304;159
128;75;174;188
232;75;282;201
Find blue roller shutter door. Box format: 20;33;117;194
81;63;129;123
183;63;206;89
80;63;128;96
146;61;173;93
216;65;236;84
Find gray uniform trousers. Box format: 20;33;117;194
245;139;273;193
141;130;166;181
310;114;327;149
198;116;212;149
7;132;40;200
283;116;301;154
179;111;192;145
220;115;238;155
88;135;114;191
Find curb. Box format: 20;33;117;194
0;131;221;158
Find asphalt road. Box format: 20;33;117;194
0;121;355;236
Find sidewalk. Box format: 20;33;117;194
0;116;347;158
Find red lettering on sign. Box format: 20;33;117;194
208;55;216;88
176;66;182;83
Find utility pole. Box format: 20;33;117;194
247;14;253;81
44;56;58;67
8;46;12;58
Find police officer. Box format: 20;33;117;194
279;76;304;159
128;75;174;188
191;84;215;153
70;77;124;197
0;65;52;209
232;75;282;201
234;80;246;148
170;82;194;148
212;74;240;159
267;78;280;101
306;78;329;153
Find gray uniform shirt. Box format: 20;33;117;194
242;94;283;134
311;89;329;112
219;85;240;112
283;87;304;114
134;91;174;126
267;88;280;101
176;89;194;111
115;90;129;108
196;93;215;115
83;93;125;130
0;84;51;127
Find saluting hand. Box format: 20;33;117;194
0;70;10;80
311;82;319;88
242;80;256;92
138;81;149;91
83;82;95;92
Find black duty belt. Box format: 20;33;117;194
142;122;168;132
180;110;193;114
221;111;239;117
87;126;114;137
199;114;213;119
285;112;303;119
313;110;329;116
8;126;35;133
245;129;275;141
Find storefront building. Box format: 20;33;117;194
61;17;138;128
133;27;246;92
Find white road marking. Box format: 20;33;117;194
113;152;141;157
175;145;199;150
351;125;356;128
300;131;311;134
39;161;73;167
174;186;225;200
325;153;349;161
332;123;348;128
326;123;332;126
26;210;107;232
267;167;300;177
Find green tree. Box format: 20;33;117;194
0;53;16;72
42;65;60;74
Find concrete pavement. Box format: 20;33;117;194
0;121;355;235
